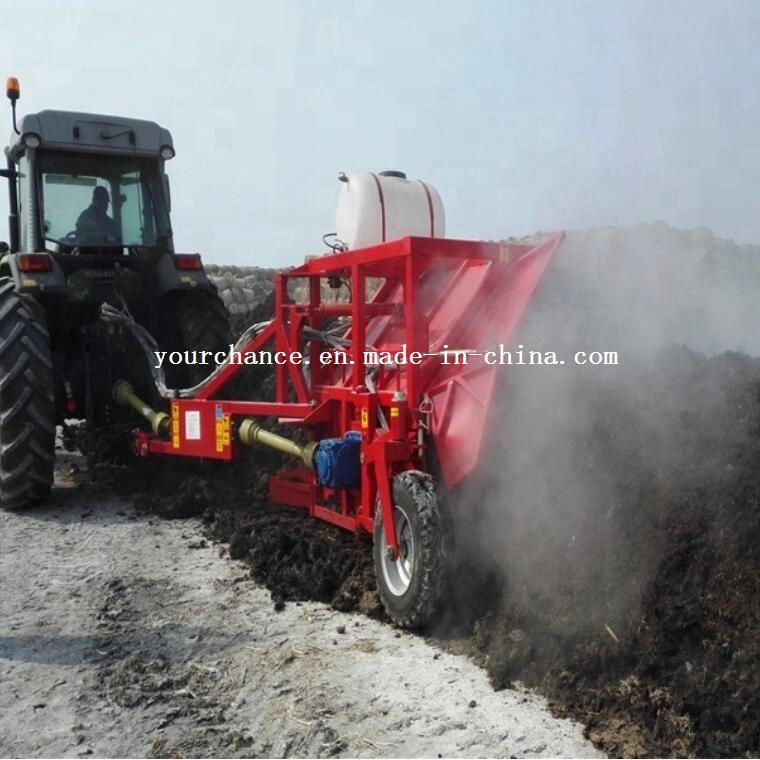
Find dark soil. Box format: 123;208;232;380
449;348;760;758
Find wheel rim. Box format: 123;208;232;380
380;504;416;597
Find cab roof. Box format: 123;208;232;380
6;109;173;160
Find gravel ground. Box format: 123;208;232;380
0;449;601;759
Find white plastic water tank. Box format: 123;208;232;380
335;171;445;250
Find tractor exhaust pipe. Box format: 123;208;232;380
112;380;170;437
237;418;317;469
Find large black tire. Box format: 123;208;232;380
158;289;232;389
0;278;55;509
373;470;449;629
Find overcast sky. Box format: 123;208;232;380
3;0;760;265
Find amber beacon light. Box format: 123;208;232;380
6;77;20;101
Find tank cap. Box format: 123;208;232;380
378;170;406;179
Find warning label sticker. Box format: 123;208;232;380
185;410;202;440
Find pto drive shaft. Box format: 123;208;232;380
238;418;318;468
112;380;170;436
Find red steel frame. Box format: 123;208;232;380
135;234;564;555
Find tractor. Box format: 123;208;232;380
0;77;230;509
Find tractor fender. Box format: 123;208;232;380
151;252;218;298
1;253;67;295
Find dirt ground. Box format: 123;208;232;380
0;448;599;759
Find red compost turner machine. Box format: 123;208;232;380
113;171;564;627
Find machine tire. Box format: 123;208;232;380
0;278;55;510
159;289;231;389
373;470;449;629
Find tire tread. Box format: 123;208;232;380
374;470;449;629
0;278;55;510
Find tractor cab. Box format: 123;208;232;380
2;78;174;260
29;147;172;256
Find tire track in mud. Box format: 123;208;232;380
84;576;240;756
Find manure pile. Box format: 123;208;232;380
452;347;760;758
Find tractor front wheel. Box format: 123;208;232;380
373;470;448;629
0;278;56;510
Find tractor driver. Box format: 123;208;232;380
75;186;121;245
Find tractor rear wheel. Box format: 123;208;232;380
158;289;231;389
0;278;56;510
373;470;448;629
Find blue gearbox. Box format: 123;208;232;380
314;431;362;489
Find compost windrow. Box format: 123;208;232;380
450;347;760;758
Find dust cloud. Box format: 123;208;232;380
445;221;760;644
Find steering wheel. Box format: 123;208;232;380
56;231;80;255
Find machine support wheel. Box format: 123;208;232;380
159;289;231;389
0;278;56;509
373;470;449;629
